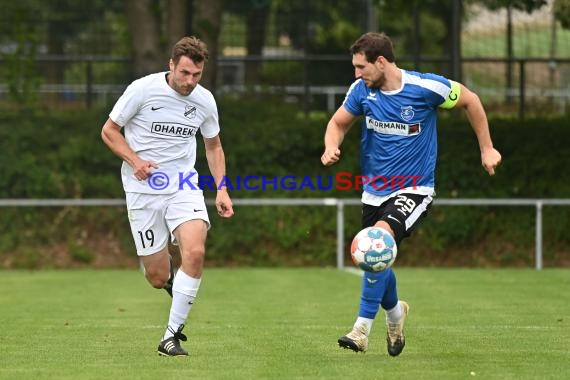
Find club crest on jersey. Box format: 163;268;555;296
185;105;197;119
400;106;414;121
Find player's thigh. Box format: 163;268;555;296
165;190;209;253
126;192;170;256
173;219;208;256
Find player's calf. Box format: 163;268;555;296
164;255;175;297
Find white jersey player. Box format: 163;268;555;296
110;70;220;194
101;36;234;357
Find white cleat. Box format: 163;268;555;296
386;300;409;356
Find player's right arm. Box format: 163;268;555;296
101;118;157;180
321;106;357;166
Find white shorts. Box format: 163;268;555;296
125;190;211;256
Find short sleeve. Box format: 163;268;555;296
342;80;364;116
199;92;220;138
109;81;145;127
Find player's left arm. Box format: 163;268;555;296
442;81;502;176
204;135;234;218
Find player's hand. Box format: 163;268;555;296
321;148;341;166
481;147;502;176
133;159;159;181
216;190;234;218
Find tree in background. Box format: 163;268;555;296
374;0;448;71
2;0;565;107
0;2;41;106
124;0;164;76
42;0;123;83
466;0;549;102
225;0;272;85
554;0;570;28
0;0;124;105
44;1;97;81
468;0;548;12
272;0;364;53
192;0;223;90
124;0;190;77
120;0;223;88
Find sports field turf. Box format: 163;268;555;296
0;268;568;379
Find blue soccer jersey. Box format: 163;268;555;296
343;69;453;196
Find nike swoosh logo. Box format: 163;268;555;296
193;209;204;212
151;106;164;111
366;278;378;284
387;214;402;224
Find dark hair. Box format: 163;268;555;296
349;32;395;63
171;36;209;65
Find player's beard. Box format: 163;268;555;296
169;75;195;96
173;81;194;96
366;71;385;89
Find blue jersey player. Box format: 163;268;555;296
321;32;501;356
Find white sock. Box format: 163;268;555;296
163;270;201;340
385;301;403;324
354;317;373;336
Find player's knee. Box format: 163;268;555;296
188;254;205;270
145;267;170;289
182;247;205;263
147;276;168;289
375;220;394;236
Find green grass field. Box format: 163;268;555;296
1;268;569;379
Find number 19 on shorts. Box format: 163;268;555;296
137;229;155;249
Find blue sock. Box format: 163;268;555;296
358;268;398;319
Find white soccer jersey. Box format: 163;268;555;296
109;72;220;194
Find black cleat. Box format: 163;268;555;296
158;324;188;357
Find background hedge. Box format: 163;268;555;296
1;98;568;269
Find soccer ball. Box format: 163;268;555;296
350;227;397;272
